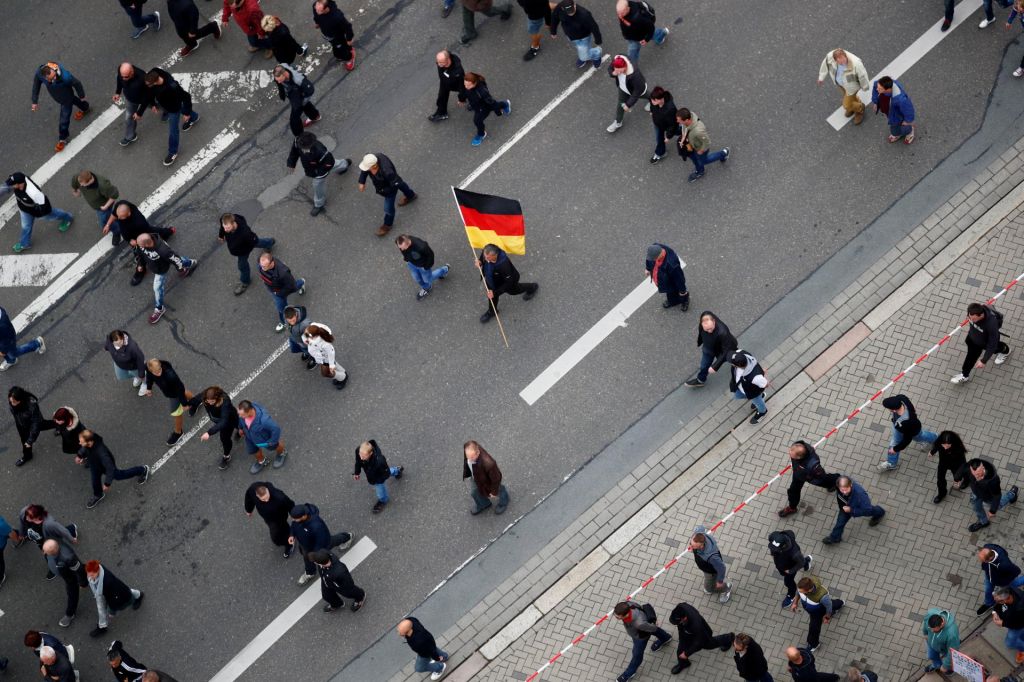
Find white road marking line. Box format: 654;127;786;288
173;70;275;103
11;125;241;331
519;279;658;405
207;537;377;682
458;55;609;188
0;252;80;287
827;0;977;130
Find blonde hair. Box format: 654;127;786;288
261;15;279;32
146;358;162;372
358;441;373;456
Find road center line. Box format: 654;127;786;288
207;537;378;682
827;0;977;130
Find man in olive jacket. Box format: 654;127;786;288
463;440;509;515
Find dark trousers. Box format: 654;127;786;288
301;533;352;575
177;20;218;49
267;520;291;548
677;632;733;658
58;98;90;140
787;475;839;508
329;39;353;61
321;577;365;606
59;562;87;617
937;457;966;497
0;545;6;580
944;0;954;21
623;629;671;678
288;100;320;136
89;461;147;496
962;337;1010;376
435;83;466;116
805;600;843;649
124;5;159;28
215;425;235;457
492;282;538;308
471;101;505;136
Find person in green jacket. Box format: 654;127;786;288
922;608;960;673
70;170;119;231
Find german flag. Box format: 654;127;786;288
453;187;525;255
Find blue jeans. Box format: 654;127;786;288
0;337;41;364
288;337;306;354
622;630;671;679
414;647;448;673
246;34;273;49
153;258;194;309
95;207;113;230
984;0;1013;20
889;123;912;139
526;17;544;34
697;348;716;382
442;0;455;8
58;99;89;141
271;279;305;323
407;262;449;291
166;109;198;155
19;208;74;249
886;426;938;466
926;644;944;669
471;484;509;511
734;389;767;414
382;183;415;227
625;28;667;64
123;5;158;28
372;468;402;503
691;149;726;175
984;574;1024;606
827;506;884;542
571;36;602;63
971;490;1018;524
90;462;147;496
238;239;276;284
1005;627;1024;652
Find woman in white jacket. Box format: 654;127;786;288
302;323;347;389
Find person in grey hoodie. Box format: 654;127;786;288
41;538;87;628
612;601;672;682
104;330;148;396
689;526;732;603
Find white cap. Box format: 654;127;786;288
358;154;378;171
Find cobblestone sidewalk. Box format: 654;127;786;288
477;202;1024;678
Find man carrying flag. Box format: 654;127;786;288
475;244;538;323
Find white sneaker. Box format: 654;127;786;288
644;101;651;112
298;573;315;585
994;349;1011;365
1015;67;1024;78
132;376;143;388
0;359;12;372
137;382;148;397
949;373;970;384
719;584;732;603
980;17;996;28
430;663;447;681
606;121;623;133
36;337;46;354
275;322;287;332
877;461;898;472
804;555;813;572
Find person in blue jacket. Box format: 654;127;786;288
978;544;1024;613
237;400;286;474
31;62;90;151
645;243;689;311
0;305;45;372
0;514;11;586
288;503;353;585
871;75;915;145
821;476;885;545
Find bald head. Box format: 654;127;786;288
119;62;135;79
397;619;413;637
42;539;59;556
435;50;451;68
39;645;56;664
136;233;155;248
615;0;628;16
785;646;802;663
116;203;131;219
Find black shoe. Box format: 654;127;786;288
87;494;105;509
15;455;32;467
350;598;365;612
523;47;540;61
821;536;840;545
470;502;492;515
310;205;324;217
671;660;691;674
305;358;317;370
523;283;538;301
688;171;705;183
130;268;145;286
283;544;293;558
684;378;705;388
111;233;123;247
119;134;138;147
137;465;151;485
968;521;991;532
777;506;798;518
680;297;690;312
500;9;511;19
868;512;885;527
133;591;145;609
1011;485;1019;504
372;500;385;514
89;626;108;638
941;18;952;31
662;299;678;309
480;308;495;324
68;523;79;540
933;493;946;504
427;112;449;122
46;570;56;580
323;604;338;613
441;3;453;17
650;637;672;652
163;153;178;166
460;33;476;45
394;466;404;479
182;117;197;131
750;411;767;424
0;656;7;671
978;603;994;615
218;455;232;470
166;431;183;445
333;375;348;390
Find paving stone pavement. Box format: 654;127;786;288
476;208;1024;680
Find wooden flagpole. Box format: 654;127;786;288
451;186;510;349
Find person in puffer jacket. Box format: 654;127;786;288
302;323;347;390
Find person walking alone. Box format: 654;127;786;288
821;475;885;545
0;306;45;372
274;64;319;136
677;108;730;183
645;242;689;311
31;62;89;152
668;602;733;674
475;243;539;323
816;49;869;126
768;530;813;608
258;252;306;331
616;0;668;65
143;67;201;166
613;600;672;682
877;394;938;472
396;234;450;301
950;302;1011;383
104;329;147;396
921;608;960;673
218;213;275;295
41;539;87;628
302;323;347;389
353;440;404;513
191;386;240;470
4;172;74;253
286;131;352;217
310;549;366;612
790;575;845;652
357;153;417;236
84;560;144;638
729;350;768;424
75;430;150;509
777;441;839;518
463;72;512;146
688;526;732;603
606;55;648;133
244;482;296;557
398;618;449;680
463;440;509;514
930;430;968;504
237;400;287;473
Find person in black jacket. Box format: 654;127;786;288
992;586;1024;661
0;304;45;370
290;504;354;584
143;68;200;166
135;233;198;324
685;311;738;387
31;62;90;151
550;0;603;69
85;560;144;638
218;213;276;295
353;440;404;514
75;430;149;509
878;394;938;472
616;0;668;65
978;544;1024;613
733;633;772;682
191;386;240;470
286;131;352;216
930;430;968;504
245;481;296;556
396;234;451;301
48;407;88;459
113;63;151;146
108;640;148;682
668;603;734;674
428;50;467;121
648;86;680;163
310;550;365;612
957;458;1019;532
518;0;551;60
3;172;74;253
144;358;194;444
786;646;839;682
261;15;306;65
273;64;319;137
460;0;513;46
313;0;356;69
167;0;221;57
8;386;51;467
259;253;306;330
768;530;812;607
463;72;511;146
119;0;161;39
951;302;1011;384
398;617;449;677
607;55;648;133
357;153;417;236
104;199;175;261
645;243;688;310
778;440;839;518
476;243;538;323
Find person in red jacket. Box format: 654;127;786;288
221;0;272;55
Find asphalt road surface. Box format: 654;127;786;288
3;0;1024;680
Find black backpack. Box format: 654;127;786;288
298;76;315;99
641;602;657;624
636;0;656;22
988;305;1004;328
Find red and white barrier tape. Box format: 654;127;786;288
523;270;1024;682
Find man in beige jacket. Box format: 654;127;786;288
817;48;870;125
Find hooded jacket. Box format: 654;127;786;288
219;214;263;256
550;2;602;42
618;1;657;41
317;552;359;594
401;236;435;269
966;306;1004;363
31;63;85;106
105;332;147;377
289;503;332;552
817;50;870;95
921;608;960;669
244;482;296;525
357;153;404;196
790;441;831;485
18;506;76;547
465;81;501;113
982;544;1022;587
462;445;503;497
313;0;354;44
275;63;313;107
618;602;659;640
302;324;338;368
353;439;392;484
286;306;312;349
645;243;685;294
479;246;521;295
221;0;265;37
136;237;188;275
50;407;86;455
835;478;876;517
691;525;726;582
258;258;300;295
885;394;922;452
696;311;737;370
78;433;121;486
729;350;767;399
286;137;336;178
239;402;282;448
70;172;118;211
6;173;53;217
608;56;647;108
10;393;46;445
668;602;713;649
768;530;804;574
871;79;914;126
651;93;680;139
956;458;1004;511
734;638;769;680
145;360;188;403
